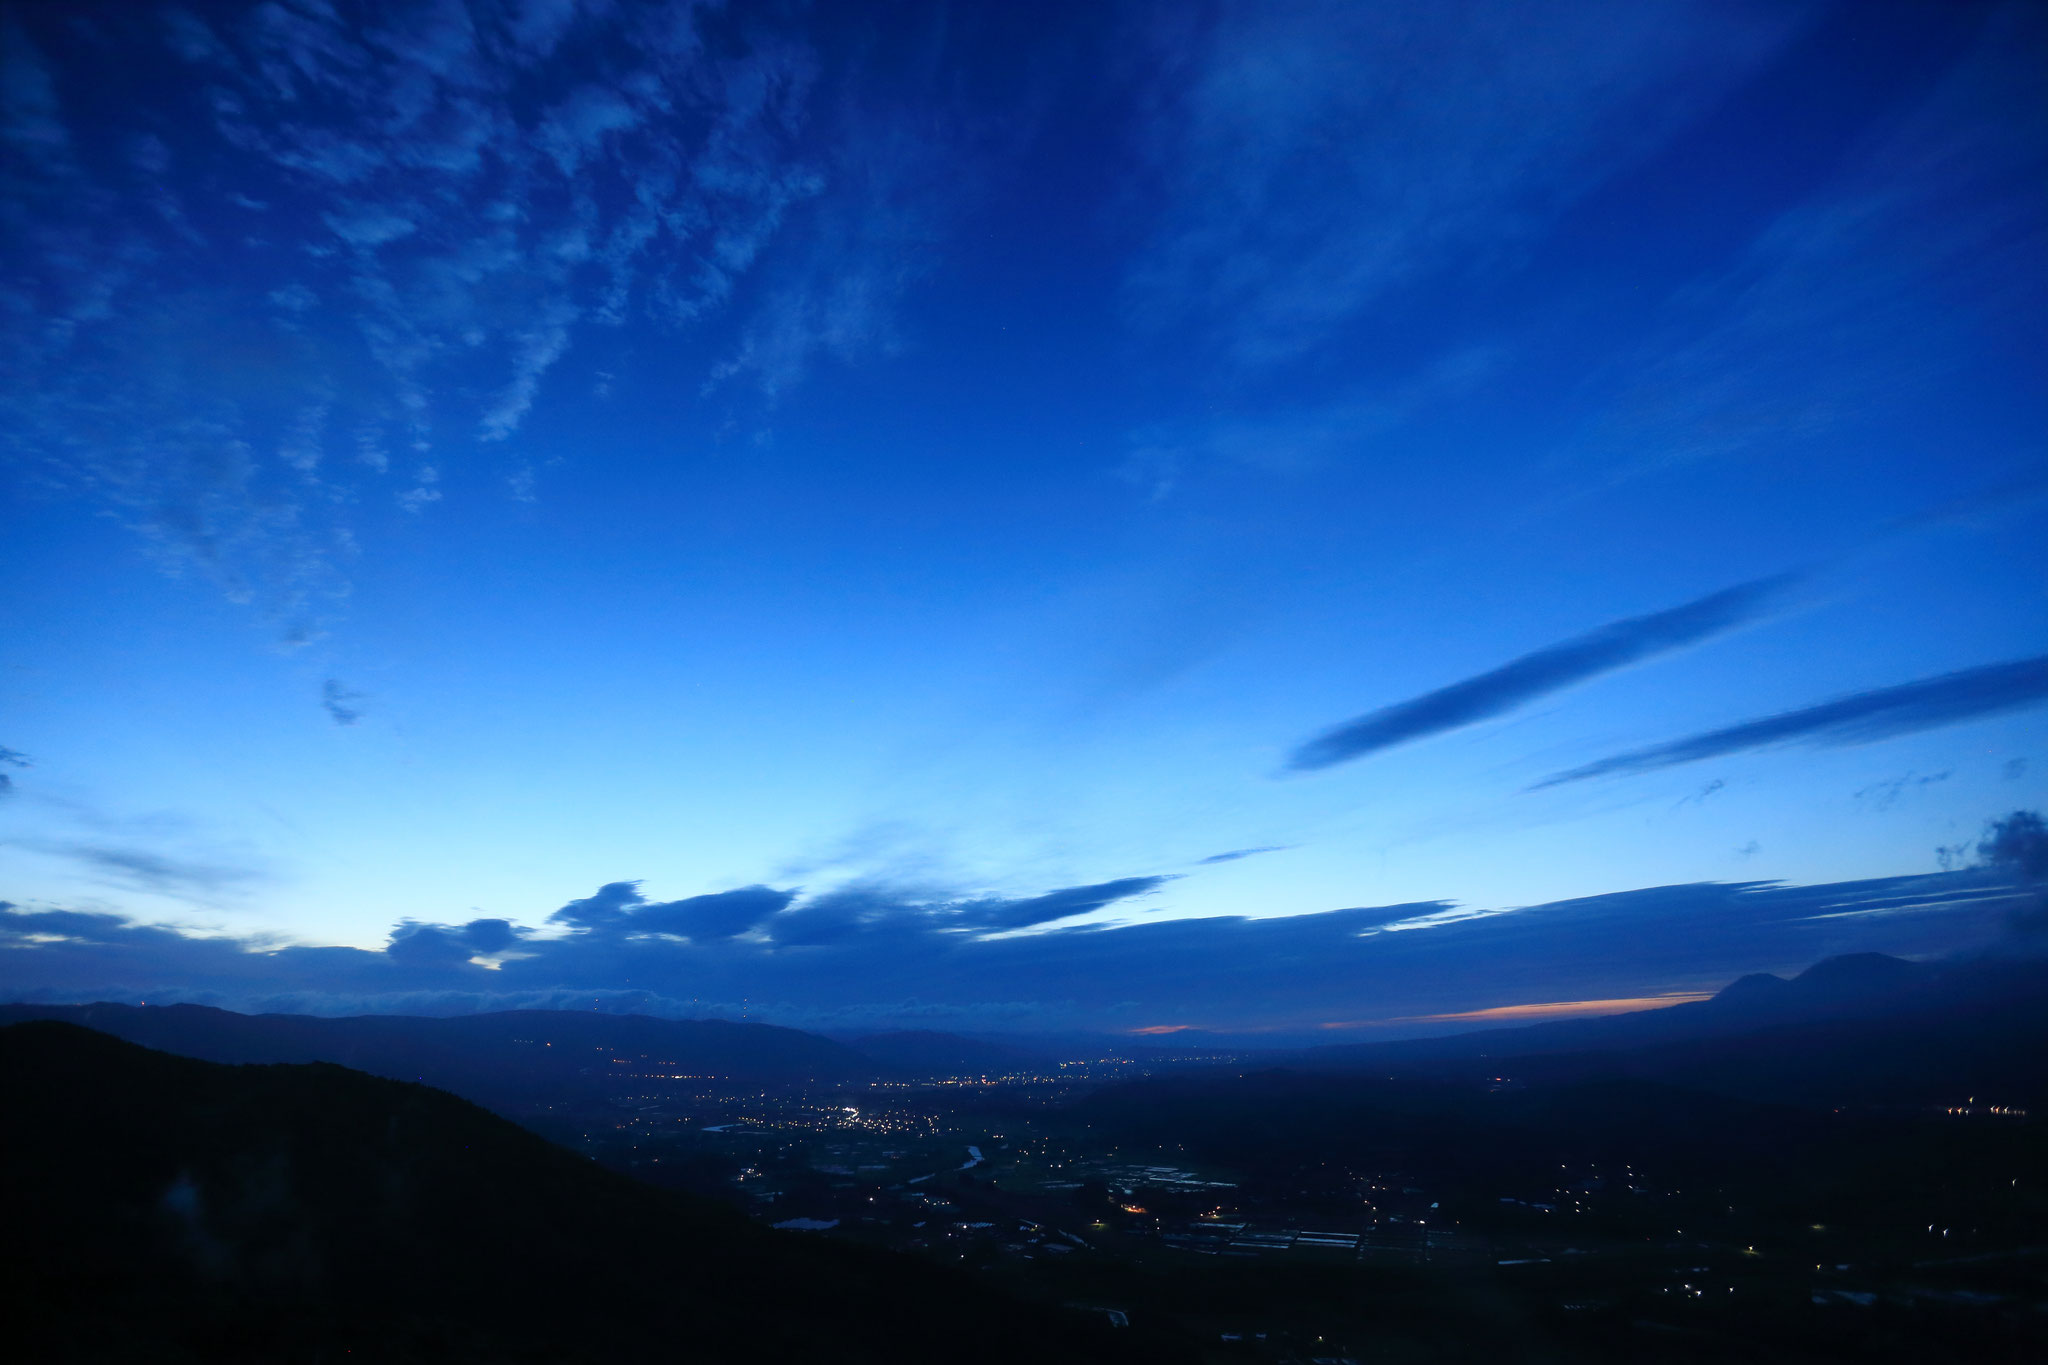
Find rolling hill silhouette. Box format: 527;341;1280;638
0;1021;1183;1364
0;1002;874;1109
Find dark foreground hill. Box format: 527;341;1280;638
0;1001;874;1108
0;1022;1184;1365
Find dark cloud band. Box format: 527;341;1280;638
1287;575;1793;772
1532;656;2048;789
547;882;798;940
965;876;1174;931
539;873;1169;945
3;869;2028;1035
635;887;798;940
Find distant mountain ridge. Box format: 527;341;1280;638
0;1001;874;1109
1287;952;2048;1109
8;951;2042;1112
1292;952;2040;1066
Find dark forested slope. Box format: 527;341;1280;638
0;1021;1181;1364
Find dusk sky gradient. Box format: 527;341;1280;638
2;0;2043;1036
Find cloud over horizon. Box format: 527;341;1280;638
2;3;2039;1050
542;874;1170;942
387;916;526;965
1;866;2028;1036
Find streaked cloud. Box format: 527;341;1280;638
1288;575;1793;772
635;886;799;941
1197;846;1288;865
1118;348;1504;498
4;839;267;899
961;875;1174;931
1532;656;2048;788
1564;4;2047;486
542;872;1173;943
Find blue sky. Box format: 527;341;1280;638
2;0;2043;1035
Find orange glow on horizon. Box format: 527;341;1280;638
1130;1024;1195;1034
1319;990;1713;1030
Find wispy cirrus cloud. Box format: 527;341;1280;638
1197;846;1288;865
1532;656;2048;789
3;839;268;900
0;746;28;795
1124;0;1808;370
1563;3;2046;486
1288;574;1795;773
1117;346;1504;498
0;2;938;633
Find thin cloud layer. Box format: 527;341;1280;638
4;839;266;900
1126;0;1807;369
1566;5;2048;486
1534;656;2048;788
1289;576;1793;772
